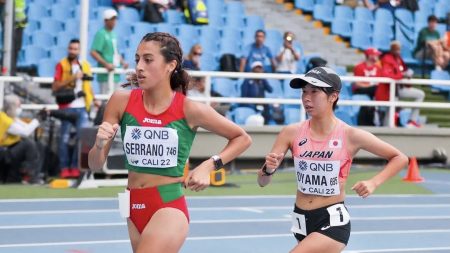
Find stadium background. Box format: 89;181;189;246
1;0;450;252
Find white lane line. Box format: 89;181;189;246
351;229;450;235
2;216;450;229
2;204;450;215
0;198;117;203
0;222;126;229
0;239;130;248
422;180;450;186
343;247;450;252
2;230;450;248
0;209;117;215
238;207;264;213
1;194;450;203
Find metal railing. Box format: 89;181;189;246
1;68;450;128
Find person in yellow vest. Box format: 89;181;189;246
52;39;95;179
184;0;209;25
10;0;27;75
0;95;43;184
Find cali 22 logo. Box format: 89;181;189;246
131;128;141;140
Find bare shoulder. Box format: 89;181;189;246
183;97;209;117
346;125;373;142
104;90;132;123
282;123;300;136
277;122;301;142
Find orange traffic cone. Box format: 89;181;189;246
403;157;424;182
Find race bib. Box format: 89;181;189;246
294;158;340;196
290;212;307;236
123;126;178;168
118;189;130;218
327;203;350;227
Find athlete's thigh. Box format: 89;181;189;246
290;232;346;253
127;219;140;253
136;207;189;253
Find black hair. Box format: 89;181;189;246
255;29;266;36
124;32;190;94
427;15;438;23
319;87;339;110
69;39;80;44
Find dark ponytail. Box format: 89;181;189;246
320;87;339;110
140;32;190;94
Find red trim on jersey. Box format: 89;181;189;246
124;89;185;127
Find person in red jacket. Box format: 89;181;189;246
379;41;425;128
353;48;383;99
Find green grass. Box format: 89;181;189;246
0;170;431;199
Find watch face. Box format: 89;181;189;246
212;156;223;169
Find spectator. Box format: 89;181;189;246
353;48;383;126
398;0;418;12
379;41;425;128
143;0;183;23
353;48;382;99
240;29;276;73
182;44;202;70
414;15;449;70
143;0;165;23
362;0;400;11
53;39;95;179
276;31;301;74
187;77;230;116
11;0;27;75
183;0;208;25
112;0;142;10
90;9;128;95
0;95;42;184
240;61;273;124
336;0;359;8
443;30;450;52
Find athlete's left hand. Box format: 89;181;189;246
351;180;376;198
184;160;212;192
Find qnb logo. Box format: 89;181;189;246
132;203;146;210
298;160;308;171
131;128;141;140
143;118;162;125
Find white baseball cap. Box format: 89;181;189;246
251;61;263;69
103;9;118;20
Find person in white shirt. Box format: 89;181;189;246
0;95;42;184
276;31;301;74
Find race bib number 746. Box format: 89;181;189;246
123;126;178;168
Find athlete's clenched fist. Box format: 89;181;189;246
95;122;119;149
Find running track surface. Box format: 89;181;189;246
0;194;450;253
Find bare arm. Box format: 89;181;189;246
348;127;408;197
183;100;252;191
257;124;296;187
90;50;114;71
276;48;285;62
270;58;276;73
88;90;129;170
239;57;247;72
52;71;83;91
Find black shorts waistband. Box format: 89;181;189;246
294;202;345;217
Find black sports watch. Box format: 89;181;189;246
211;155;223;170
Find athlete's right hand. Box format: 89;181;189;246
95;122;119;149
